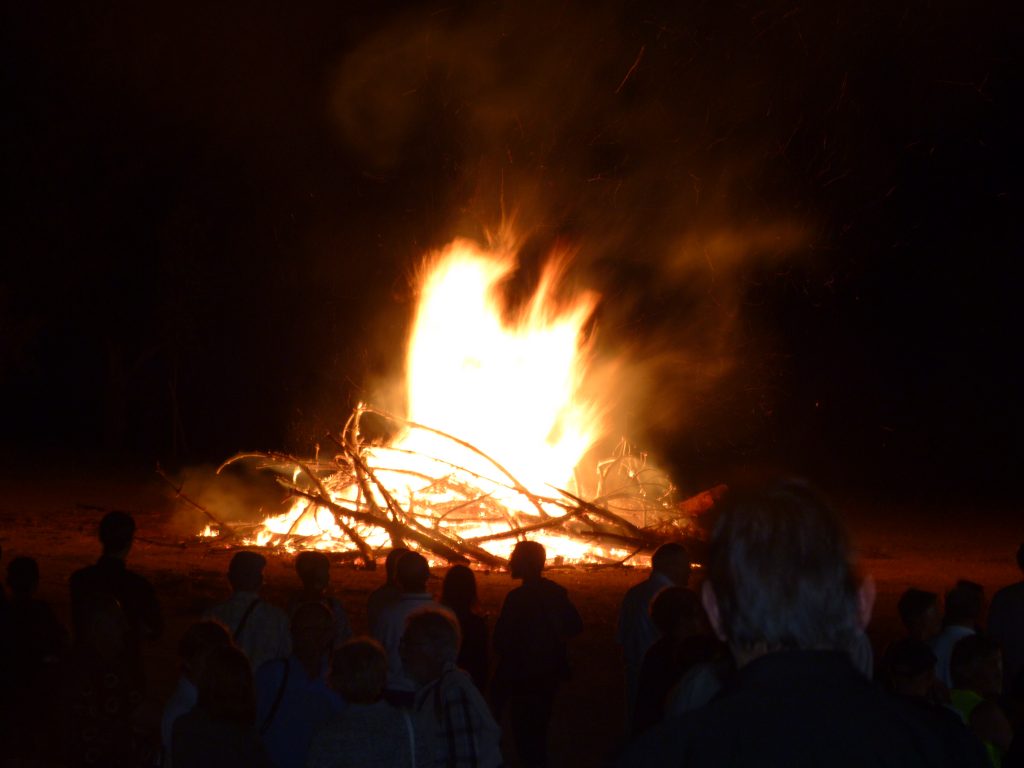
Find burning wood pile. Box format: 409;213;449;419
192;236;724;566
199;405;721;567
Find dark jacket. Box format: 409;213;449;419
493;577;583;691
618;650;988;768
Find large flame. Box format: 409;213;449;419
403;238;603;500
226;237;664;564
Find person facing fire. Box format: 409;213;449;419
205;550;291;674
367;546;410;632
404;609;502;768
618;480;982;767
69;510;163;653
616;541;691;726
292;551;353;650
373;550;454;707
492;540;583;768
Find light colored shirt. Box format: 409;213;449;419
373;594;455;692
205;591;291;673
414;663;502;768
930;624;975;688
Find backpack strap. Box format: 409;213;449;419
233;597;261;642
259;658;290;734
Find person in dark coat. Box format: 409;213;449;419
69;511;162;651
172;645;272;768
492;540;583;768
441;564;490;693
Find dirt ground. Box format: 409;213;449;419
1;463;1020;767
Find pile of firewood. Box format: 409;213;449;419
176;405;722;567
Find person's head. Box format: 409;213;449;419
7;556;40;599
441;564;478;613
291;600;335;663
178;620;233;682
950;633;1003;696
384;547;411;586
701;480;870;666
295;551;331;593
651;543;692;587
650;586;707;640
396;551;430;593
330;637;387;704
885;638;938;699
509;540;546;581
943;580;984;628
399;609;461;686
196;645;256;725
99;510;135;558
228;551;266;593
897;588;941;641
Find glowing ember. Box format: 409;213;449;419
216;237;689;565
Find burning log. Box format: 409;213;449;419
205;404;715;567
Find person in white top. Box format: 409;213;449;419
373;550;454;705
205;551;291;674
930;579;984;689
160;620;233;767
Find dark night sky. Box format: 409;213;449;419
3;1;1020;502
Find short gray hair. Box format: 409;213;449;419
403;609;460;664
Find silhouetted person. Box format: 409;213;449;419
988;543;1024;696
492;540;583;768
309;637;426;768
0;543;6;604
161;620;234;768
617;542;691;723
292;551;353;649
878;588;943;692
0;555;69;759
932;579;985;688
883;638;990;766
172;645;272;768
950;634;1014;766
405;609;502;768
255;601;343;768
367;546;410;632
632;585;719;735
374;550;454;706
57;592;155;767
441;563;490;693
619;480;984;767
69;510;162;649
4;555;69;675
898;588;943;643
205;550;290;673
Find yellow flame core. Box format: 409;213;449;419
239;238;637;564
403;239;602;500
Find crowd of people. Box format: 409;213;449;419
0;481;1021;767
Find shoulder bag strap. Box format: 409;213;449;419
259;658;290;734
402;708;417;768
233;597;261;642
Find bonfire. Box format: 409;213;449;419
190;237;722;567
